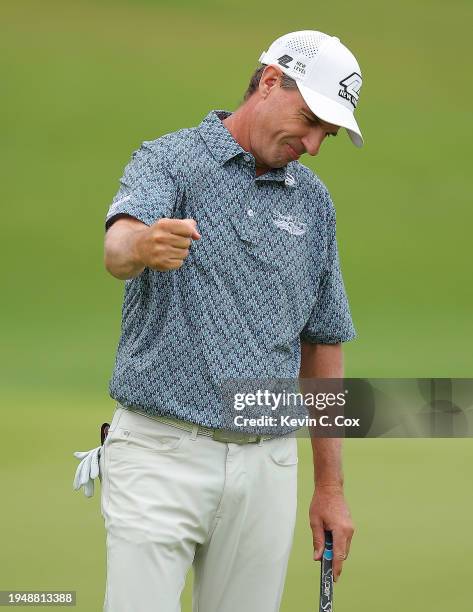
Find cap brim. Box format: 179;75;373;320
297;83;364;148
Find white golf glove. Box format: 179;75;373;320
73;445;102;498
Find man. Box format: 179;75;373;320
74;29;363;612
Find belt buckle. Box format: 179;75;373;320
212;429;251;445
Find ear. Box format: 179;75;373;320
258;65;284;98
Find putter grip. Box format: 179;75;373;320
319;530;333;612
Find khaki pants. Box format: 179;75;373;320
100;405;298;612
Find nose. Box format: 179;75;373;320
301;125;326;156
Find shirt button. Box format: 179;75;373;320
244;153;252;162
247;209;255;217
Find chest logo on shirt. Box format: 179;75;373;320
272;211;307;236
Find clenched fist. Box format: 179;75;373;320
135;218;201;272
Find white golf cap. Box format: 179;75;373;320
259;30;364;147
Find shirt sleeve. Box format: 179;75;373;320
300;190;356;344
105;142;178;231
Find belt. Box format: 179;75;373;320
121;404;274;445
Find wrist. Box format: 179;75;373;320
314;480;344;492
130;227;147;274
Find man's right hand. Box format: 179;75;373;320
135;218;201;272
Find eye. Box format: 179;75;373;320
301;114;315;124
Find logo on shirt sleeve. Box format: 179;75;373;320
108;194;131;216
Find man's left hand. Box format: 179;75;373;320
309;485;354;582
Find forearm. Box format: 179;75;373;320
104;221;147;280
311;437;343;488
299;341;344;488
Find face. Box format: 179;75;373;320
248;66;340;171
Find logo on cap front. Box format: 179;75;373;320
338;72;362;108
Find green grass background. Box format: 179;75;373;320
1;0;472;609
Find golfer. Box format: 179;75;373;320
76;29;363;612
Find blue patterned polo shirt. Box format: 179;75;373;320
105;109;356;428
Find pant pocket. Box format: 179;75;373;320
108;411;188;454
267;436;298;466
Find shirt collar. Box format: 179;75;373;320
197;109;296;185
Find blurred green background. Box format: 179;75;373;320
1;0;472;610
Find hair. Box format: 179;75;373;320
243;64;297;102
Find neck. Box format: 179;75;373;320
222;105;270;176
